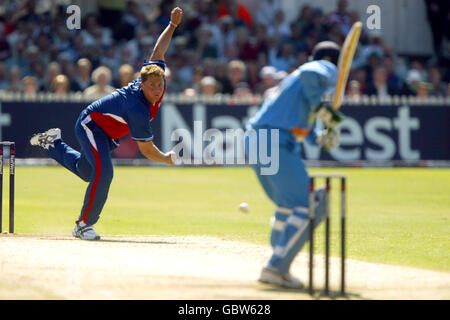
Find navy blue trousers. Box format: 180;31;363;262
48;111;115;226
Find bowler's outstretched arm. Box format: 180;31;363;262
149;7;183;61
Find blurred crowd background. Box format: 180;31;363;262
0;0;449;101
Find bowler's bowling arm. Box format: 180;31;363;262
149;7;183;61
137;141;173;165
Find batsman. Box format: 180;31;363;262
30;7;183;240
246;31;359;288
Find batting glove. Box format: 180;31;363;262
317;129;340;151
315;103;344;129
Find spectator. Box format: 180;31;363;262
303;8;327;42
266;36;279;66
295;4;314;32
29;61;46;90
51;74;70;97
98;0;126;29
202;58;218;77
164;66;172;86
0;63;9;90
272;42;296;72
137;35;155;63
263;70;288;98
22;76;38;97
175;49;198;89
81;13;113;48
8;66;22;92
295;50;309;68
382;56;402;94
410;60;428;81
401;69;422;96
364;66;399;98
217;15;236;50
100;44;120;76
200;76;219;96
327;0;351;35
118;46;135;68
428;66;447;96
194;24;218;59
0;0;446;99
274;70;288;83
256;0;281;27
267;10;291;41
224;43;240;61
218;0;253;28
364;52;383;84
164;66;182;93
35;33;50;61
222;59;246;94
114;0;141;41
213;60;228;93
24;45;40;75
182;87;197;97
0;25;12;61
116;64;135;88
192;65;205;93
424;0;449;62
255;66;277;95
45;62;62;92
347;80;361;99
65;63;79;91
234;82;253;98
84;66;115;100
352;68;368;93
246;62;260;89
73;58;93;92
235;26;259;62
65;33;84;63
416;81;431;98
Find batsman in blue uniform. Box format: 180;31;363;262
246;41;343;288
30;7;184;240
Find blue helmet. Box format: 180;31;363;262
311;41;341;66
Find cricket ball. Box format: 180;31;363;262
239;202;250;214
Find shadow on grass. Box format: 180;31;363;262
99;238;177;245
260;286;367;300
7;234;178;245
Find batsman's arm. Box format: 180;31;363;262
304;120;321;146
300;70;328;107
137;141;175;165
149;7;183;61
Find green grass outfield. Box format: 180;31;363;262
6;166;450;272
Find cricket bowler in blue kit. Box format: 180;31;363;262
246;41;343;288
30;7;184;240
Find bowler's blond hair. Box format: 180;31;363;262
140;64;164;83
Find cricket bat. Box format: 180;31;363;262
332;21;363;110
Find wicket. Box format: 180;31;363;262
308;173;346;297
0;141;15;234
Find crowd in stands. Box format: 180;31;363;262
0;0;449;100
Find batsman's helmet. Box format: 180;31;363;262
311;41;341;66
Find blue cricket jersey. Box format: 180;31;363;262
248;60;337;143
85;60;166;142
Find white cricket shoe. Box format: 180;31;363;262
30;128;61;149
72;222;101;240
258;267;304;289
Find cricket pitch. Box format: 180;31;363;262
0;234;448;300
